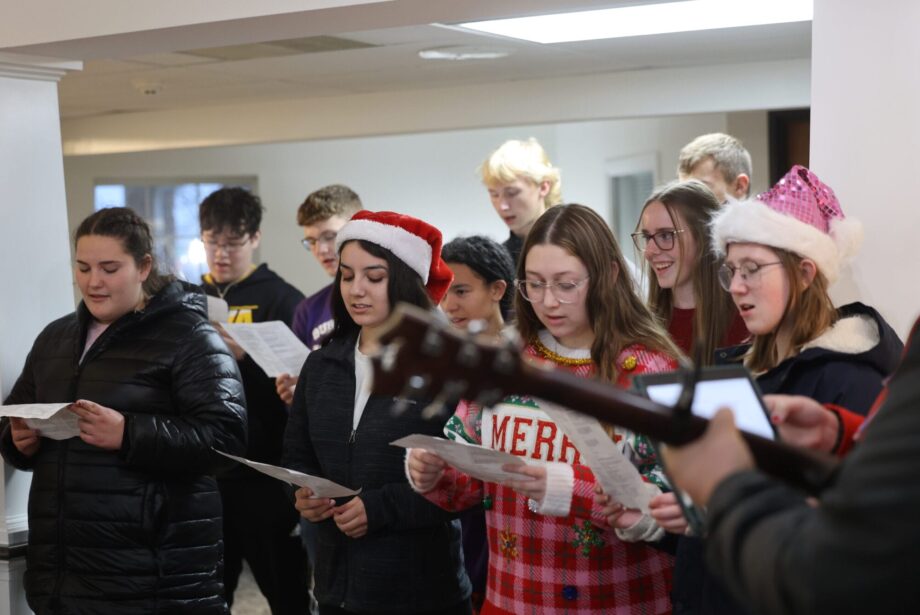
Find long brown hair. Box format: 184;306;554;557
515;204;681;384
637;180;738;364
745;247;838;373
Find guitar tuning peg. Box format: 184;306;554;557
502;327;523;348
457;340;480;368
391;374;430;416
492;347;517;375
422;327;445;357
378;339;403;373
473;387;503;409
467;319;487;336
421;379;468;420
421;396;449;421
391;397;413;417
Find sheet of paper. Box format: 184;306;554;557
536;399;651;513
1;403;79;441
391;434;541;484
222;321;309;377
207;295;229;322
215;450;360;498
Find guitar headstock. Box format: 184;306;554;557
371;303;524;418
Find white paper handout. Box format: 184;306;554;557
536;399;652;513
215;450;360;498
0;403;79;441
221;321;309;377
206;295;230;323
391;434;543;484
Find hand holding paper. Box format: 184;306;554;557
70;400;125;450
295;486;336;522
9;418;41;457
394;434;540;485
221;322;309;377
1;403;79;441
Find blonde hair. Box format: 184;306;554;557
677;133;752;197
479;138;562;207
744;248;838;373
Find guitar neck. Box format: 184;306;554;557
519;365;838;494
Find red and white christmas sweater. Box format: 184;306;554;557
412;332;678;615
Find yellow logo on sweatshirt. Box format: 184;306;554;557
228;305;258;323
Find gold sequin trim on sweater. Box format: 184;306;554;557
531;337;593;367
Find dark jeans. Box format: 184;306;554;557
319;599;472;615
220;475;312;615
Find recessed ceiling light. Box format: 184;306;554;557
418;46;512;61
456;0;812;44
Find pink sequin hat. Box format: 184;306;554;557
710;165;863;284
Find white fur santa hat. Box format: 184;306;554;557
335;210;454;303
710;165;863;284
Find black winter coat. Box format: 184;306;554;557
705;314;920;614
283;332;471;613
0;280;247;614
716;302;903;415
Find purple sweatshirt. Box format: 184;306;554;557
292;283;334;350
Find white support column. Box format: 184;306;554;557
811;0;920;339
0;52;81;615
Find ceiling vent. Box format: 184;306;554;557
181;36;377;62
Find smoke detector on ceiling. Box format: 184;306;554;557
131;79;163;96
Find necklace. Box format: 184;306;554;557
531;335;593;367
210;265;256;300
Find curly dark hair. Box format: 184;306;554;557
198;187;263;236
441;235;515;320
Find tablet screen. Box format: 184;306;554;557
642;376;775;440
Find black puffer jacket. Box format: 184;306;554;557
716;302;904;414
0;280;247;614
201;263;304;474
283;332;471;613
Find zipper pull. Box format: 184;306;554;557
348;429;356;445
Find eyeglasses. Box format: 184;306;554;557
631;229;685;252
202;235;251;254
515;277;589;304
718;261;783;291
301;231;338;251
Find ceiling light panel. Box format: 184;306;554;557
457;0;812;44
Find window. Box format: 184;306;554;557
93;179;257;283
607;154;657;258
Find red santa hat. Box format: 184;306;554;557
711;165;863;284
335;210;453;303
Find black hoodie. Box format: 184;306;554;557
201;263;304;476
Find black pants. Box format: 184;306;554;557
220;475;312;615
319;599;472;615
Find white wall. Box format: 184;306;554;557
64;112;732;296
61;59;808;156
0;57;78;615
811;0;920;339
